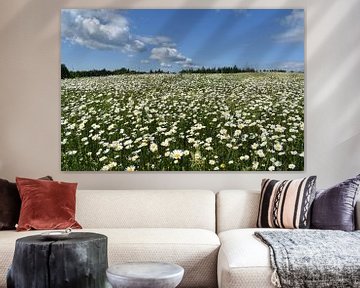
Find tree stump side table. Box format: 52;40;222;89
7;232;108;288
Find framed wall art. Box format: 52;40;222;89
61;9;304;171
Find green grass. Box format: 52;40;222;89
61;73;304;171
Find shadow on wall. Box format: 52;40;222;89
307;0;360;146
308;0;360;107
306;0;360;180
0;1;67;35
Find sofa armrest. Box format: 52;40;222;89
356;200;360;230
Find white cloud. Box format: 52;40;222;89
274;10;304;43
140;59;150;64
160;63;172;67
282;9;304;27
61;9;139;51
150;47;194;68
137;36;175;47
61;10;174;54
62;9;195;69
276;61;304;71
274;26;304;43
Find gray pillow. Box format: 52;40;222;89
311;174;360;231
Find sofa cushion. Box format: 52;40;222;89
0;228;220;288
76;190;216;231
16;177;81;231
0;176;53;230
0;179;20;230
218;228;277;288
311;174;360;231
257;177;317;229
216;190;260;233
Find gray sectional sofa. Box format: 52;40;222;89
0;189;359;288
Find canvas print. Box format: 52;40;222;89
61;9;304;171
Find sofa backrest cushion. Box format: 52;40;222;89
76;190;216;231
216;190;260;233
217;190;360;232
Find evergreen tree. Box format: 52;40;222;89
61;64;71;79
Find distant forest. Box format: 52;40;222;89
61;64;301;79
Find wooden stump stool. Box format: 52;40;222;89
7;232;108;288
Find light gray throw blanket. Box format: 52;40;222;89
255;230;360;288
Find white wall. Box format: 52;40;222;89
0;0;359;190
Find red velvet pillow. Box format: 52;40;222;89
0;176;53;230
16;177;82;231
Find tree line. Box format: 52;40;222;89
61;64;298;79
180;65;257;74
61;64;144;79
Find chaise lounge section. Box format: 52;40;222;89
216;189;360;288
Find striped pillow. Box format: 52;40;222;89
257;176;317;229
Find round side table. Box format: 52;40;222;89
106;262;184;288
7;232;108;288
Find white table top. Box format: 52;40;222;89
107;262;184;280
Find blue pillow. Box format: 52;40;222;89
311;174;360;231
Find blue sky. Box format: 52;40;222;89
61;9;304;72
